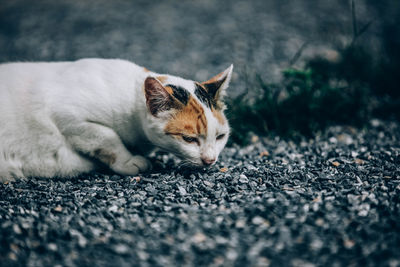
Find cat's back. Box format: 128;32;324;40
0;58;145;91
0;58;146;111
0;61;74;123
0;61;72;87
0;58;148;132
0;60;78;101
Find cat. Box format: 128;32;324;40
0;59;232;181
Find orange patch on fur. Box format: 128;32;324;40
184;125;194;131
164;96;207;136
156;76;168;84
164;86;174;95
203;74;222;86
143;67;150;72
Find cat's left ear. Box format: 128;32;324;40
144;77;183;117
201;64;233;105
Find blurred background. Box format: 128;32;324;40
0;0;399;143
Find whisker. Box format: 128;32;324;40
153;145;191;160
178;160;203;170
150;144;202;170
152;144;177;155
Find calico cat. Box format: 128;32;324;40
0;59;232;181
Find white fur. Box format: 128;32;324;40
0;59;231;181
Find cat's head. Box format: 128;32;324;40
143;65;233;167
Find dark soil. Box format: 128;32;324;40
1;120;399;266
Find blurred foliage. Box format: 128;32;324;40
227;0;400;145
227;44;399;145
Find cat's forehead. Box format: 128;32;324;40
159;75;227;138
156;74;219;110
156;75;196;93
164;95;227;138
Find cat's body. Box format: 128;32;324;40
0;59;232;181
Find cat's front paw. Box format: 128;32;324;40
0;172;17;183
111;155;151;176
129;156;152;172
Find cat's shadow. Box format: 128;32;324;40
21;152;217;184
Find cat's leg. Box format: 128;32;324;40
63;122;151;176
0;153;24;182
0;169;16;182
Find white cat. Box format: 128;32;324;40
0;59;232;181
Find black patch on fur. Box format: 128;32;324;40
166;84;190;105
204;76;226;99
195;83;216;108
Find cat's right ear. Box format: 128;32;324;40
144;77;181;117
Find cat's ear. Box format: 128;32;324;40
201;64;233;104
144;77;182;117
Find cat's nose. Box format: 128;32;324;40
201;157;215;166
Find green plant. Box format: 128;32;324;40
227;0;400;145
227;62;371;145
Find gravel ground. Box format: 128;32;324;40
1;120;399;266
1;1;399;266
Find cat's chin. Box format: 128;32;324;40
178;160;215;170
178;164;209;173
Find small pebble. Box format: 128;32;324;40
239;174;249;183
0;120;398;266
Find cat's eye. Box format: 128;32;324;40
182;135;199;144
216;134;226;140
